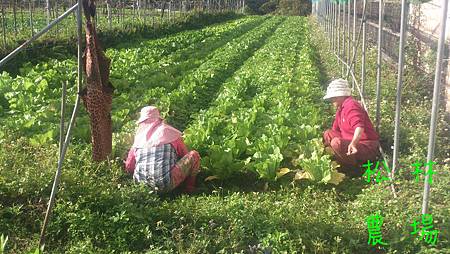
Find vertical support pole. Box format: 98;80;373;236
318;1;321;26
116;0;120;25
1;0;6;48
352;0;356;88
334;2;338;54
337;2;341;67
132;0;136;22
342;0;346;75
331;1;334;48
328;0;331;45
20;0;24;31
422;0;448;215
317;1;319;22
46;0;51;24
361;0;367;97
4;0;7;31
59;81;67;157
375;0;384;132
392;0;409;175
347;0;351;74
325;0;328;41
168;1;171;23
138;0;141;20
133;0;136;21
107;0;112;30
13;0;18;34
328;0;332;48
318;1;321;25
331;2;334;52
317;1;320;25
319;1;322;24
121;0;124;27
55;1;60;38
322;0;324;26
318;0;321;18
324;1;327;36
144;0;147;23
30;0;34;36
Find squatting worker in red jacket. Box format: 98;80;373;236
124;106;201;193
322;79;380;175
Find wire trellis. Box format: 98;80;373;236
314;0;449;215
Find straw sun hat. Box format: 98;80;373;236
323;79;352;100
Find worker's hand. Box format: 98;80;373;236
347;142;358;155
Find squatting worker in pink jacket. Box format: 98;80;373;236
322;79;380;176
124;106;201;193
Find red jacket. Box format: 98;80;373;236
332;97;379;141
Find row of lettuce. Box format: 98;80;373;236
0;16;264;144
114;16;283;134
183;18;337;182
0;16;337;182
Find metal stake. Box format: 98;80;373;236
375;0;384;132
337;2;341;71
29;0;34;36
342;1;346;75
422;0;448;215
1;0;6;48
361;0;367;98
392;0;409;176
347;0;351;74
352;0;356;89
59;81;67;157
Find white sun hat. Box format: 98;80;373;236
323;78;352;100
